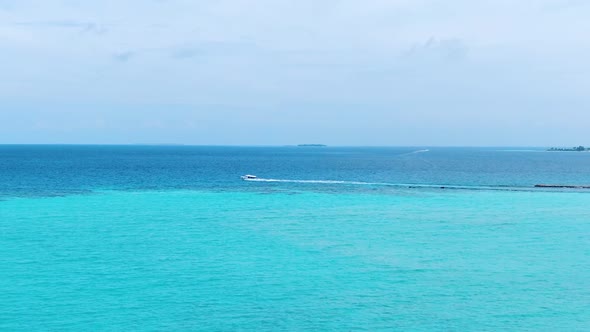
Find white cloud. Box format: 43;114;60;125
0;0;589;145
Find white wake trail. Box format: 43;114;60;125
411;149;430;153
241;177;549;192
243;178;385;185
395;149;430;157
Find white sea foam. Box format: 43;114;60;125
397;149;430;157
244;178;463;189
243;178;384;185
242;177;571;192
410;149;430;154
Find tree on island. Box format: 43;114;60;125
547;145;589;151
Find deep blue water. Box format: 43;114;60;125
1;146;589;331
2;145;590;198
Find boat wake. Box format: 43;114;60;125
243;178;381;185
409;149;430;154
242;177;589;192
396;149;430;157
243;177;496;190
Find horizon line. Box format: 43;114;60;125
0;143;569;148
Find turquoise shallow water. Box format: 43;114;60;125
2;146;590;330
2;188;589;331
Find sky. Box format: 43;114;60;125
1;0;589;146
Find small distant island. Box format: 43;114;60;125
547;146;589;152
298;144;327;147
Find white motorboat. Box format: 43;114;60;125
241;175;257;180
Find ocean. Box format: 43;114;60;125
1;145;589;330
